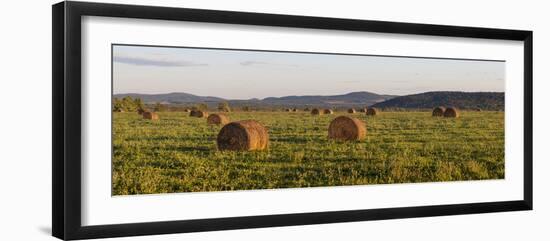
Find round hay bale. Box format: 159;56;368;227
217;120;269;151
328;116;366;141
207;113;230;125
347;108;356;114
190;110;208;118
444;107;460;118
292;108;298;112
285;108;292;112
432;106;446;117
323;109;334;115
366;107;378;116
142;111;159;120
474;108;482;112
183;109;190;112
311;108;323;115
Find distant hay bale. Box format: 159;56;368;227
207;113;230;125
347;108;356;114
323;109;334;114
432;106;446;117
311;108;323;115
474;108;482;112
328;116;366;141
444;107;460;118
217;120;269;151
142;111;159;120
366;107;378;116
285;108;292;112
190;110;208;118
183;109;190;112
292;108;298;112
304;107;310;111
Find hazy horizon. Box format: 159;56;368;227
113;90;504;100
113;45;505;99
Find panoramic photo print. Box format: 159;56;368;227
111;44;505;195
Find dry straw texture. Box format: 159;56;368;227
328;116;366;141
444;107;460;118
432;106;446;117
142;112;159;120
366;107;378;116
190;110;208;118
347;108;356;114
217;120;269;151
323;109;334;114
207;113;230;125
311;108;323;115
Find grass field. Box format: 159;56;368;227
112;111;504;195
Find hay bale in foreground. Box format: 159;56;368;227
432;106;446;117
217;120;269;151
347;108;356;114
311;108;323;115
142;111;159;120
444;107;459;118
328;116;366;141
366;107;378;116
207;113;230;125
190;110;208;118
323;109;334;114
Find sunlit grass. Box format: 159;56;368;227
112;111;504;195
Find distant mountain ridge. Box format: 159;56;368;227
372;91;504;110
113;92;224;104
114;91;396;107
114;91;504;110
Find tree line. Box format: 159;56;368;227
113;96;233;112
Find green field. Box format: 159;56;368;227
112;111;504;195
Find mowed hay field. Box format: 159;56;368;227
112;111;504;195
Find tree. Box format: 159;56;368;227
197;103;208;111
153;102;166;112
121;96;136;112
134;98;145;112
113;98;123;112
218;102;231;112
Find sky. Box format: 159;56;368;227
112;45;505;99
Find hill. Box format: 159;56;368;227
371;91;504;110
260;91;395;107
114;91;396;108
113;92;224;104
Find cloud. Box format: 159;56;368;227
113;56;207;67
240;61;298;67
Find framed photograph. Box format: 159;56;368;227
52;1;533;240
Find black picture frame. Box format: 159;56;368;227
52;1;533;240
